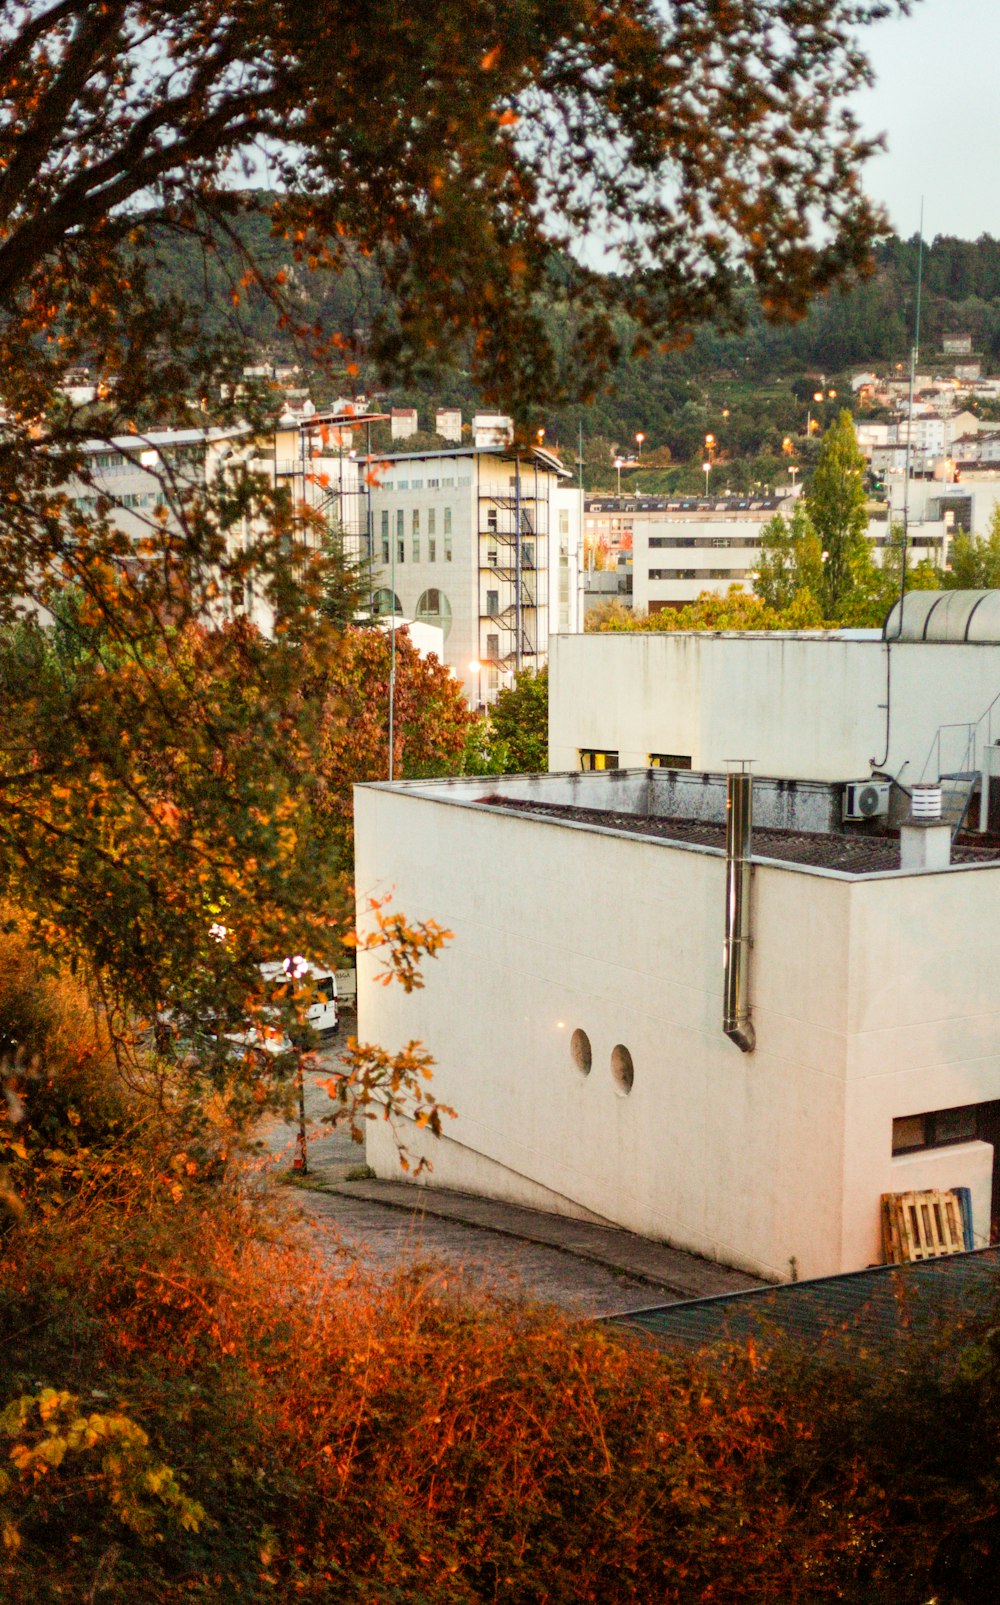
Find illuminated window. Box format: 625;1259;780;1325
579;749;619;771
649;754;692;770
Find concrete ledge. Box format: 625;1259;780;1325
327;1178;766;1301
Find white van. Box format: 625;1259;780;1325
257;959;339;1038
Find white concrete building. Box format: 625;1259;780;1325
354;764;1000;1281
368;445;582;703
547;625;1000;785
66;414;370;637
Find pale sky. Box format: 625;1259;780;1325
855;0;1000;240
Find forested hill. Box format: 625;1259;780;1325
144;218;1000;456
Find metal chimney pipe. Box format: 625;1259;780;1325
723;769;756;1053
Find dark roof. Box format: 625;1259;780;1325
584;495;788;514
605;1247;1000;1355
478;798;1000;874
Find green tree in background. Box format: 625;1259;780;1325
465;667;548;774
806;409;873;615
945;505;1000;589
755;500;825;612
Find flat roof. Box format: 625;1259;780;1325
476;797;1000;874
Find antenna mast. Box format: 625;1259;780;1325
898;200;925;633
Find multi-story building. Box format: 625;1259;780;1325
367;444;582;703
584;492;798;612
64;410;374;635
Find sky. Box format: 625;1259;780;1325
854;0;1000;241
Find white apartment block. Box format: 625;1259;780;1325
584;492;798;612
367;445;582;704
64;412;369;636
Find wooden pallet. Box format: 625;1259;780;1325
881;1190;967;1265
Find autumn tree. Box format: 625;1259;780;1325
312;625;472;888
0;2;906;1074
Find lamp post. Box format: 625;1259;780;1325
635;431;645;460
702;459;711;496
469;658;483;710
614;455;624;496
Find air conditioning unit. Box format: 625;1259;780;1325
842;780;891;822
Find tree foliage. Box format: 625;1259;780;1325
0;0;902;418
944;505;1000;590
313;625;473;885
805;408;872;615
466;667;549;774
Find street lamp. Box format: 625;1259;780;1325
702;459;711;495
469;658;483;709
635;431;645;459
614;455;624;496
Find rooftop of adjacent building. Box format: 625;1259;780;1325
367;768;1000;880
372;444;571;477
475;795;1000;875
584;493;794;514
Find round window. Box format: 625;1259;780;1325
610;1044;634;1096
570;1028;592;1077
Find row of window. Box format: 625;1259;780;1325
648;568;753;581
384;475;472;491
648;537;762;550
371;587;454;639
578;751;692;771
380;507;453;565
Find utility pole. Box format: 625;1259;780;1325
898;200;925;636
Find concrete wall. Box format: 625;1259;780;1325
549;632;1000;784
355;779;1000;1280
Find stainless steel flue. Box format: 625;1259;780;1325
723;768;756;1053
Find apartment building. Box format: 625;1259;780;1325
584;492;798;612
367;445;582;703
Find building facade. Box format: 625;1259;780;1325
355;766;1000;1281
367;445;582;703
547;626;1000;784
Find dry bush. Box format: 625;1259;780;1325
1;927;998;1601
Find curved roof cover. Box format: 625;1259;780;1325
883;590;1000;643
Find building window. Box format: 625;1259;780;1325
649;754;692;770
487;507;498;532
570;1029;592;1077
428;508;436;536
444;507;452;534
428;537;437;562
579;750;619;771
412;508;420;535
397;538;405;564
371;587;401;618
415;588;452;640
381;509;389;564
445;529;453;561
892;1105;979;1154
485;632;500;661
559;508;570;536
396;509;404;539
610;1044;634;1096
427;477;439;489
486;589;499;617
